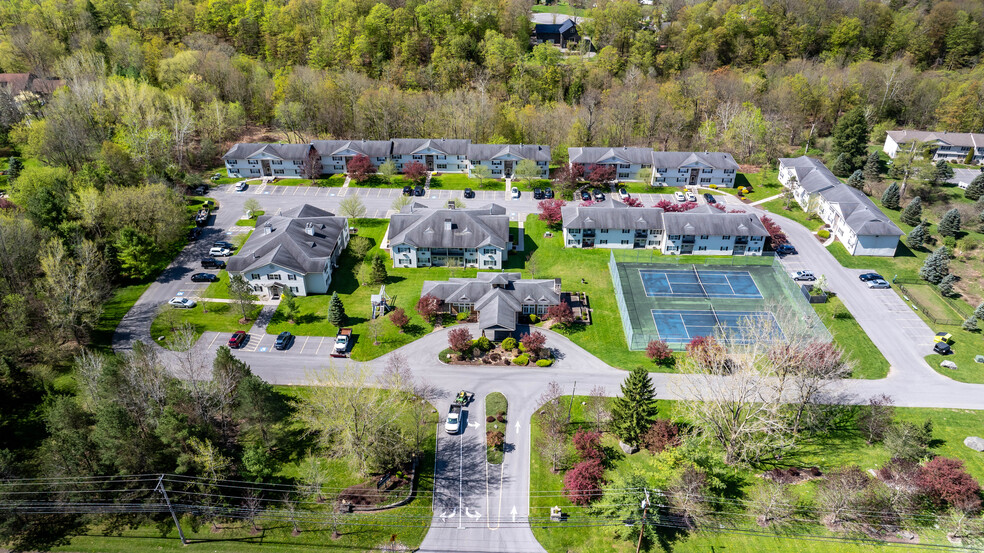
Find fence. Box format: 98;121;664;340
608;248;777;266
893;278;966;326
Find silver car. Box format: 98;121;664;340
168;297;196;309
866;279;891;289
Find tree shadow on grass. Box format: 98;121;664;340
403;323;427;337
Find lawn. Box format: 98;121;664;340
429;172;502;190
90;283;151;352
350;174;407;188
486;392;508;464
531;2;586;16
736;168;782;201
235;210;265;227
530;396;984;553
202;270;231;299
759;198;826;231
150;301;262;347
513;178;552;191
813;297;889;379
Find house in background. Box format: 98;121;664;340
390;139;471;173
531;19;580;48
226;205;349;297
778;156;903;256
568;146;655;182
386;203;511;269
562;202;665;249
420;273;562;340
466;143;550;179
651;151;740;187
0;73;63;104
222;143;317;179
312;140;392;175
883;130;984;164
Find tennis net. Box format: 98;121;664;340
693;265;709;298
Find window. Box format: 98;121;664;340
600;229;608;234
482;259;496;266
250;169;260;174
722;235;730;240
267;274;281;281
656;177;666;183
698;246;706;251
702;168;712;173
250;273;259;280
493;161;502;165
493;170;501;175
641;164;651;168
248;159;258;165
700;178;711;183
599;239;608;244
289;286;298;293
720;246;729;251
288;274;296;281
274;169;284;175
700;235;708;239
227;160;238;165
523;305;535;314
412;155;423;160
619;172;630;178
669;235;680;240
621;240;629;245
666;246;677;251
619;164;630;169
724;178;733;184
253;285;262;291
272;160;282;165
724;169;735;174
437;164;447;169
657;168;667;173
568;240;578;246
437;155;446;160
333;156;343;161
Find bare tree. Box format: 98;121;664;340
667;466;712;530
282;493;301;535
536;381;568;438
858;394;895;444
244;490;262;533
584;385;611;430
749;480;797;528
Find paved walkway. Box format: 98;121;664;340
749;193;784;206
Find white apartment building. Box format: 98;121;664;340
568;146;654;182
651;151;740;187
466;143;550;179
386;203;510;269
884;130;984;164
221;143;315;179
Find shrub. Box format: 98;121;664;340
573;429;603;461
501;337;517;350
473;336;492;351
486;415;495;423
388;308;409;332
456;312;468;321
547;301;575;326
497;414;505;423
641;419;681;454
563;458;604;505
513;354;529;366
529;314;538;323
645;340;673;364
448;327;474;354
536;359;553;367
818;229;830;239
486;430;504;449
416;294;442;323
520;331;546;354
884;420;932;460
918;457;982;512
518;342;526;353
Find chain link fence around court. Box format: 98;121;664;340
609;250;831;351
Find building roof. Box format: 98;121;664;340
533;19;578;35
390;139;471;156
466;143;551;162
311;139;393;158
221;143;314;161
420;273;561;333
662;206;768;237
886;130;983;149
779;156;904;237
387;204;510;250
568;146;654;166
0;74;31;95
226;205;347;274
651;151;740;171
562;202;664;230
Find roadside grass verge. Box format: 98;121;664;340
202;270;231;299
813;297;889;379
90;283;152;352
150;301;261;347
735;168;782;202
759;198;825;231
485;392;508;464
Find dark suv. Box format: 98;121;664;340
533;188;544;200
201;257;226;269
274;331;294;350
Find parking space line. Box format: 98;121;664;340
298;336;310;353
207;333;220;348
315;336;327;355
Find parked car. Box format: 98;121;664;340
544;187;554;199
228;331;247;348
511;186;520;199
190;273;219;283
866;279;891;289
274;331;294;350
619;188;629;200
195;209;210;227
208;246;232;257
934;341;952;355
533;188;544;200
213;241;235;250
235;181;248;191
445;404;462;434
580;189;592;201
703;193;716;204
413;186;425;197
193;185;208;195
402;185;413;196
686;191;697;202
858;272;884;282
464;187;475;199
775;244;797;255
789;270;816;281
201;257;226;269
673;191;686;202
210;173;221;181
593;189;605;201
168;297;196;309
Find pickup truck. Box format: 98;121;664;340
333;328;353;355
445;404;462;434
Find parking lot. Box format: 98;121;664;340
200;330;339;356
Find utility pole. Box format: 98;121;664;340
156;475;188;545
566;381;577;422
635;489;650;553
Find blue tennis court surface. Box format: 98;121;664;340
640;268;762;298
652;309;781;342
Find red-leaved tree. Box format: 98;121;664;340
521;331;546;355
553;163;584;194
579;199;595;207
416;294;442;324
573;429;603;461
654;200;699;212
538;199;566;227
646;340;673;365
347;154;375;183
586;164;616;187
641;419;681;453
624;197;643;207
563;458;604;505
686;336;722;369
403;161;428;184
546;301;575;326
710;202;726;211
760;215;788;247
448;326;474;356
918;457;983;512
389;307;409;333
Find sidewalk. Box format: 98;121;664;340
249;304;279;333
750;193;784;206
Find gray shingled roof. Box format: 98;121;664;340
568;147;654;165
465;143;551;162
311;139;393;158
562;202;664;230
887;130;982;149
420;273;560;332
390;139;471;156
651;151;740;171
779;156;904;237
387;204;509;249
226;205;346;274
222;143;313;161
662;206;768;237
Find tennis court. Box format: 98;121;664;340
651;309;782;343
639;268;762;298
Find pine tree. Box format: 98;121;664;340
831;153;853;178
919;246;950;285
847;169;865;191
880;182;900;210
975;302;984;321
610;366;659;447
931;159;954;185
962;315;978;332
370;254;388;284
900;197;922;226
327;291;346;327
938;208;961;237
863;151;881;182
832;106;869;172
939;273;958;297
906;223;927;249
965;174;984;201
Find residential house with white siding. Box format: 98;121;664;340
568;146;654;182
651;151;740;187
562;203;664;249
221;143;317;179
466;143;550;178
391;139;471;173
312;139;393;175
883;130;984;164
386;203;511;269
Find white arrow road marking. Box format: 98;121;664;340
514;421;521;433
465;507;481;519
468;421;479;428
441;509;456;523
511;506;518;522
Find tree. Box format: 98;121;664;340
378;160;397;184
370;254;387;284
367;316;383;345
880;183;900;210
347;154;375;183
750;480;797;529
520;331;546;357
115;227;160;279
645;340;673;365
403;161;427;184
759;215;788;247
815;466;888;531
486;429;504;448
976;301;984;321
906;223;927;249
228;274;256;322
962;315;978;332
831;152;853;178
281;288;299;323
884;420;932;461
515;159;541;184
939;273;958;297
392;194;413;211
243;198;262;218
37;238;109;343
537;381;568;439
862;152;881;183
586;164;616;187
832;106;869;173
348;236;372;260
537;199;566;227
572;430;603;461
939;208;961;237
931;159;954;186
416;294;442;324
563;458;604;505
584;386;611;430
471;164;492;188
669;466;713;530
846;169;864;191
389;308;409;332
857;394;895;444
553;163;584;195
610;366;658;447
640;419;680;453
546;301;575;327
918;457;982;512
900;197;923;226
6;157;22;180
965;174;984;201
919;246;950;285
447;327;473;357
339;196;366;218
327;292;346;327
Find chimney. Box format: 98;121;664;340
444;219;453;231
263;222;273;235
305;222;315;236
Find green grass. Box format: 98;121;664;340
826;241;924;281
735;168;782;201
513;178;552;191
350;174;407;188
428;172;495;190
531;2;586;16
530;397;984;553
235;218;256;226
150;301;261;347
813;297;889;379
90;283;151;352
759;198;826;231
202;270;231;299
900;281;969;322
486;392;508;464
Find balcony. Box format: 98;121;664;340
682;236;696;244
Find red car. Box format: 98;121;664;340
228;331;246;348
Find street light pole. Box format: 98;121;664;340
635;489;650;553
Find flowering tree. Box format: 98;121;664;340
646;340;673;365
388;307;409;332
624;197;643;207
654;200;699;212
563;458;604;505
403;161;428;184
759;215;788;247
448;327;474;356
347;154;375;183
546;301;575;326
573;429;603;461
579;199;595;207
537;199;566;227
416;294;442;324
520;331;546;354
586;164;616;187
553;163;584;194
